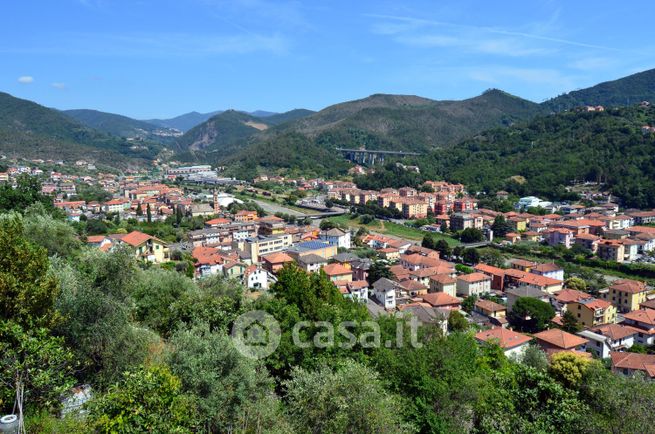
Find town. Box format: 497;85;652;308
3;157;653;382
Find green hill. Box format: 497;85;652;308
145;110;222;132
64;109;180;141
217;89;543;178
411;104;655;208
0;92;160;165
543;68;655;112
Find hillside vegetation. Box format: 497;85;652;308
544;69;655;112
64;109;180;144
0;92;160;165
407;105;655;208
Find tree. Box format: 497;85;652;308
549;351;593;389
23;213;81;258
367;261;393;285
479;248;505;268
168;325;289;433
320;220;336;230
521;344;549;372
564;277;587;292
422;234;435;250
0;174;53;213
87;366;198;433
460;228;484;243
462;248;480;265
461;295;478;313
508;297;556;333
284;361;413;434
146;203;152;223
0;214;60;329
447;310;469;332
491;215;512;238
561;310;582;333
136;204;143;217
434;239;452;258
0;323;75;420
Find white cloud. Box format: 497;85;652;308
17;75;34;84
51;82;66;89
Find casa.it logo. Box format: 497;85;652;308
231;310;281;359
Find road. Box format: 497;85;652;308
252;199;307;217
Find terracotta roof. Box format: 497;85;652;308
475;327;532;349
421;292;461;307
322;263;352;276
120;231;159;247
532;263;562;273
474;263;506;276
510;259;536;268
534;329;588;349
640;299;655;310
86;235;107;243
429;274;456;285
610;279;648;294
554;288;591;303
457;272;491;283
518;273;562;288
474;299;506;312
623;308;655;326
610;352;655;378
261;252;294;264
590;324;640;341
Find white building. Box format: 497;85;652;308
320;228;351;249
515;196;552;211
373;278;399;310
577;324;637;359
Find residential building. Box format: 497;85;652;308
610;352;655;379
475;327;532;358
622;309;655;345
112;231;169;263
597;240;625;263
505;286;550;313
429;274;457;297
239;234;293;263
473;299;507;320
456;273;491;297
450;213;483;231
322;263;353;283
530;263;564;282
234;210;258;222
510;259;536;272
533;329;589;356
319;228;351;249
420;292;461;310
286;241;338;261
600;279;649;313
567;297;617;328
578;324;638;358
261;252;295;274
373;278;400;310
296;253;327;273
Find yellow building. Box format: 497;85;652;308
601;279;649;313
115;231;169;263
597;240;625;263
567;297;617;328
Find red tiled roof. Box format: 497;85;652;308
261;252;294;264
611;279;647;294
591;324;640;341
421;292;461;307
429;274;456;285
555;288;590;303
518;273;562;287
474;299;506;312
121;231;159;247
534;329;588;349
457;272;491;283
610;352;655;378
322;263;352;276
624;308;655;326
475;327;532;349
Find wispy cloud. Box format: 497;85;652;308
366;13;617;52
17;75;34;84
0;32;290;57
51;82;66;89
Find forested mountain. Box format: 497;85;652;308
543;68;655;112
217;89;543;178
145;110;223;132
64;109;180;140
378;104;655;208
0;92;160;165
174;108;316;159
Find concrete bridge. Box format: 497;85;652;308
336;148;421;165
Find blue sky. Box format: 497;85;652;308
2;0;654;119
